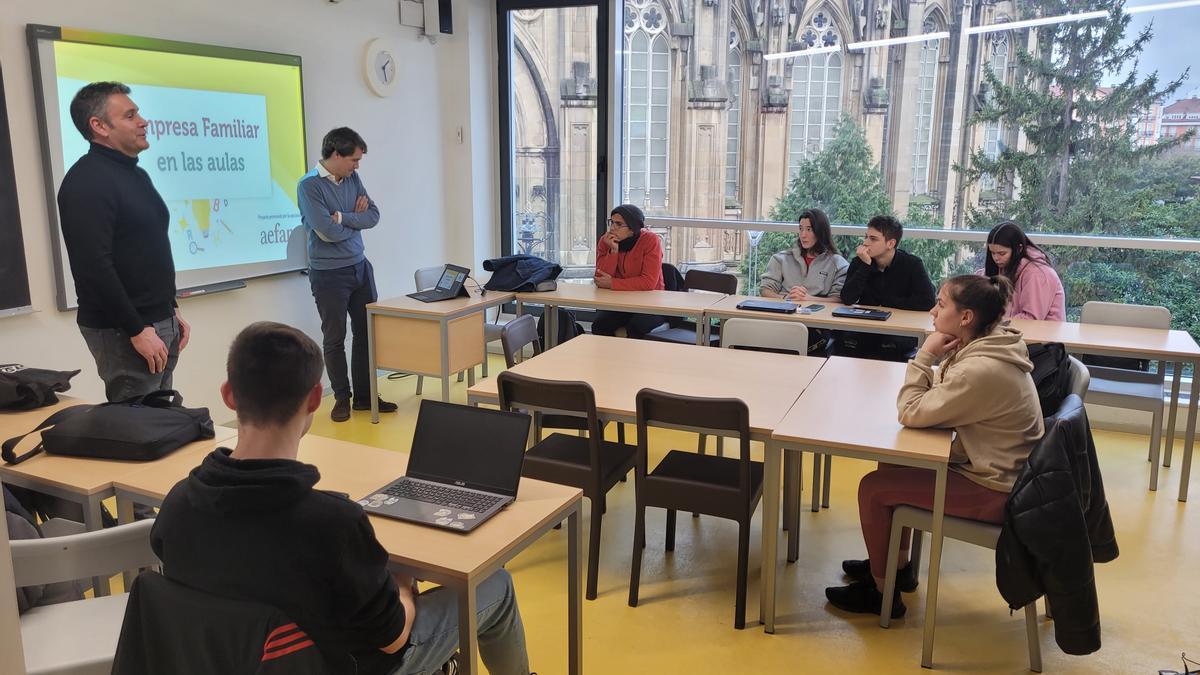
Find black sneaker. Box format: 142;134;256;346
330;398;351;423
353;397;398;413
825;579;906;619
841;558;919;593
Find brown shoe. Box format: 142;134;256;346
331;398;351;422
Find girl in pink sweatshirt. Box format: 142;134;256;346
976;221;1066;321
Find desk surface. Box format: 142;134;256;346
115;434;581;582
369;290;514;317
0;395;235;496
1009;318;1200;360
773;357;952;463
468;334;825;436
516;284;727;314
707;295;935;335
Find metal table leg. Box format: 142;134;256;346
920;465;949;668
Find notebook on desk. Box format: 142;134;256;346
832;306;892;321
736;299;797;314
359;400;531;533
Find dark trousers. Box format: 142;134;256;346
309;259;377;402
591;311;666;339
79;315;181;402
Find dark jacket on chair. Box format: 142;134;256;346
995;395;1118;656
482;254;563;292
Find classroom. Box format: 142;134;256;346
2;0;1199;673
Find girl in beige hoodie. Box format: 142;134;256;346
826;275;1044;619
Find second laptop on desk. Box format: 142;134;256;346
360;400;531;533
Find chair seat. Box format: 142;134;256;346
1087;376;1164;409
651;450;764;493
524;433;636;486
21;593;130;675
645;323;719;346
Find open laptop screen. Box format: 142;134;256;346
406;400;530;497
435;265;468;292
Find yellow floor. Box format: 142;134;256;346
309;356;1200;674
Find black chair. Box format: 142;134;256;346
499;314;627;446
497;371;637;600
628;388;764;629
646;269;739;347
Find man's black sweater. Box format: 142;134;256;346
151;449;407;673
57;143;175;336
839;248;936;311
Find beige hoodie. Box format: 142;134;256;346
896;326;1045;492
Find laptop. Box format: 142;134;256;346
736;299;797;314
832;306;893;321
358;400;531;533
407;264;471;303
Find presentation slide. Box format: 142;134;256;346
28;26;309;309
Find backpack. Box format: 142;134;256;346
536;308;584;346
1027;342;1072;417
0;364;80;410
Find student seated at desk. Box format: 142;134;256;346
591;204;667;338
759;207;848;302
151;322;531;675
825;275;1044;618
836;215;936;361
977;221;1065;321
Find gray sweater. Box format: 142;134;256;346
297;166;380;270
760;245;849;298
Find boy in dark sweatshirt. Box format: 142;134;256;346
151;322;530;674
836;215;936;361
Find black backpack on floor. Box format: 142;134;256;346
1027;342;1072;417
536;308;584;346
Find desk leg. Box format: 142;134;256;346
458;580;479;675
567;504;583;675
547;303;559;349
786;449;802;563
83;495;111;597
760;440;781;633
116;496;138;590
695;318;704;346
920;465;948;669
441;319;452;403
1164;362;1182;467
1179;363;1198;502
368;309;380;424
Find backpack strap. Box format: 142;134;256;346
1;404;94;465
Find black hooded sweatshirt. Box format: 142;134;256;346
151;448;407;673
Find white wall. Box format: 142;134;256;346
0;0;500;420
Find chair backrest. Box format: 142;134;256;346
1066;356;1090;400
414;265;444;291
497;371;604;466
500;314;542;368
635;388;754;491
1080;301;1171;331
11;519;157;588
721;318;809;355
684;269;738;295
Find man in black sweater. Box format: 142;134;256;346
56;82;190;402
151;322;531;674
837;215;936;361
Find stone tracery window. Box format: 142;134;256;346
787;11;842;177
624;0;671;209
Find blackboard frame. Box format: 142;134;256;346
0;61;33;318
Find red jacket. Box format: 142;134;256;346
595;231;664;291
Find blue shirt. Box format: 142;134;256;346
297;163;380;270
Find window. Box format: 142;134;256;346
726;40;742;204
910;18;943;196
980;34;1008;193
623;0;671;212
787;12;842;178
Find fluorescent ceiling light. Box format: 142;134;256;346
1125;0;1200;15
762;45;841;61
966;10;1107;35
845;32;950;50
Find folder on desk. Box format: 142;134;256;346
736;299;797;314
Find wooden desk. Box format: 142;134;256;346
113;434;584;675
702;295;933;345
367;290;515;415
468;335;826;632
1011;318;1200;501
769;358;952;666
514;284;728;347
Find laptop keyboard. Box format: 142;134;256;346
384;481;505;513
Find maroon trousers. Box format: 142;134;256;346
858;466;1010;580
